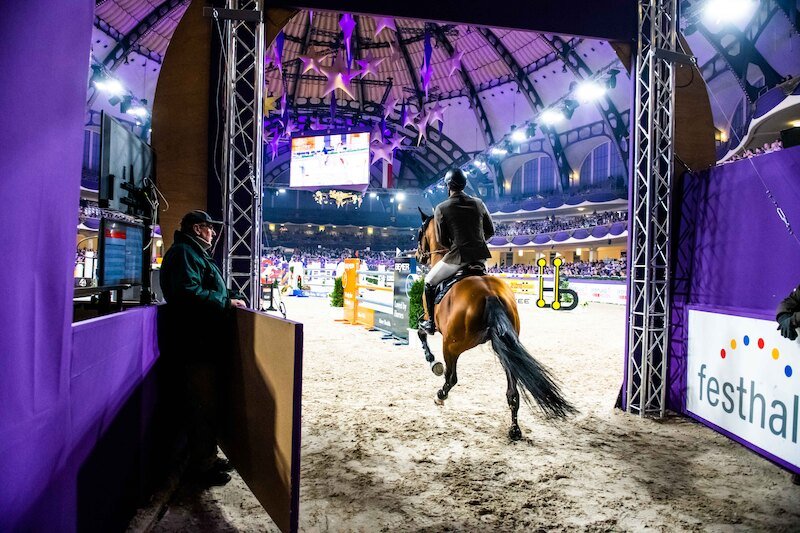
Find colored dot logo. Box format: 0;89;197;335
719;335;793;378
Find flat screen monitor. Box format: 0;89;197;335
98;219;145;286
289;131;370;190
99;111;154;213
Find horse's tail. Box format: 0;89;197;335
484;296;576;419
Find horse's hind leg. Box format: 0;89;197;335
505;369;522;441
435;347;459;405
418;329;443;376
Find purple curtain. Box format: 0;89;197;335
0;0;94;529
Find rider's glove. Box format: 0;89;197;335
777;313;798;341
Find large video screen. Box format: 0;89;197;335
99;112;154;214
289;132;370;190
98;219;144;286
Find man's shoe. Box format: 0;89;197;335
213;457;234;472
197;468;231;487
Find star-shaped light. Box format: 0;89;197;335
383;94;399;119
389;134;406;151
298;48;327;74
263;93;279;115
420;62;434;98
369;123;384;144
386;41;403;67
269;127;280;161
356;52;385;78
426;100;445;127
339;14;356;66
416;114;430;146
270;31;285;75
374;16;397;37
320;52;357;99
447;48;465;77
283;119;299;138
370;142;394;165
403;109;418;129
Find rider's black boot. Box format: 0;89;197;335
419;283;437;334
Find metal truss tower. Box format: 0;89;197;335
626;0;679;417
219;0;265;308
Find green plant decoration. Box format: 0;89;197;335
408;276;425;328
330;276;344;307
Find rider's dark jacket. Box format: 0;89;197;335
434;191;495;265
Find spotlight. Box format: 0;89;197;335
490;147;508;156
94;77;125;97
540;109;565;125
370;192;378;199
606;69;619;90
127;105;149;118
395;192;406;201
389;197;395;203
278;188;286;194
511;128;528;143
703;0;756;25
563;99;579;120
575;81;606;102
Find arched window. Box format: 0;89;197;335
579;140;623;187
539;156;555;192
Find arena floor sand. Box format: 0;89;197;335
148;297;800;532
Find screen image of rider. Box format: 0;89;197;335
289;132;370;188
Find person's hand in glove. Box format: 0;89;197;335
777;313;798;340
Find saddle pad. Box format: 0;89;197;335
434;263;486;304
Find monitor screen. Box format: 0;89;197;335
98;219;144;286
289;131;370;190
99;112;154;214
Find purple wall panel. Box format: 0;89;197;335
669;147;800;414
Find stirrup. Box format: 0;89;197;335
419;318;436;335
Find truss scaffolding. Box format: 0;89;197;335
626;0;678;417
219;0;264;308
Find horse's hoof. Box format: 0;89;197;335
431;362;444;376
434;396;444;406
508;426;523;441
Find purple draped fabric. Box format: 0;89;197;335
592;226;610;238
533;234;551;244
572;228;590;239
609;221;627;235
669;147;800;420
82;218;101;230
511;235;532;245
489;236;509;246
552;231;570;242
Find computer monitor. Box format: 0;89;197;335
98;112;154;214
98;218;145;286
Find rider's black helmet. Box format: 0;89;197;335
444;168;467;191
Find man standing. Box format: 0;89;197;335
419;169;494;334
160;210;246;486
776;283;800;485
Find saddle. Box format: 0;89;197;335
433;262;486;304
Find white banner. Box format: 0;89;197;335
687;310;800;469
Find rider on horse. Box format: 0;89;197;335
419;168;495;334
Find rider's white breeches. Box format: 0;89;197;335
424;260;463;286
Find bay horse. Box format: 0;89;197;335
415;209;575;439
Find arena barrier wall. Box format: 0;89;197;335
218;309;303;533
670;147;800;476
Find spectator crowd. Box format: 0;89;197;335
494;211;627;237
720;140;783;165
488;258;626;279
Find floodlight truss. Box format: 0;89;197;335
220;0;264;308
626;0;678;418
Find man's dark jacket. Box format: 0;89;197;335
434;191;495;265
159;230;237;359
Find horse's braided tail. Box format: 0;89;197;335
485;296;576;419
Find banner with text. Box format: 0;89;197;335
687;309;800;471
391;257;417;341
